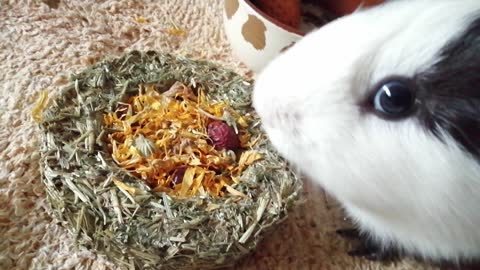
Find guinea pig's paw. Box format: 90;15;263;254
347;242;399;262
433;260;480;270
336;228;400;262
336;228;361;239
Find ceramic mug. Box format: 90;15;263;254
223;0;385;73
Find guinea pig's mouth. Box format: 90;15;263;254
261;124;306;160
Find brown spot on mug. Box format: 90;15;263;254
241;15;267;50
225;0;239;19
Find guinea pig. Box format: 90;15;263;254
253;0;480;266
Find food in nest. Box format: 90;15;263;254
207;120;240;150
103;82;262;198
36;51;303;270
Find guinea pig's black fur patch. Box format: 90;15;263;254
416;15;480;161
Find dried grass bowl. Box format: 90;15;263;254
37;51;303;270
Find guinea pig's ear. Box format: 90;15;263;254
415;16;480;161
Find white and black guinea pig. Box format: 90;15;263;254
253;0;480;266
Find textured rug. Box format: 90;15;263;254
0;0;438;269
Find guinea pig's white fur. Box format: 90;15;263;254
253;0;480;264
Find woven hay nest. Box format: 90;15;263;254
37;51;302;269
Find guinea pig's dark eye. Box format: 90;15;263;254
373;81;416;118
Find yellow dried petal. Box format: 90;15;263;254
190;170;205;196
179;167;195;197
206;203;220;212
246;134;262;148
239;132;252;147
239;150;263;168
134;17;148;24
153;185;170;193
129;145;141;156
225;185;247;198
166;28;187;37
151;159;176;172
32;90;49;123
231;176;241;184
237;116;249;127
189;156;202;166
113;177;138;195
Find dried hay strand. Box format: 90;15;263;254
36;50;303;269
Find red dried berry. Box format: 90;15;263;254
172;167;187;186
207;121;240;150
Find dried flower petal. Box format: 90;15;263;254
134;16;148;23
112;177;138;195
179;167;196;197
32;90;49;123
104;82;260;197
166;28;187;37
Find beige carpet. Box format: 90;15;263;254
0;0;438;269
